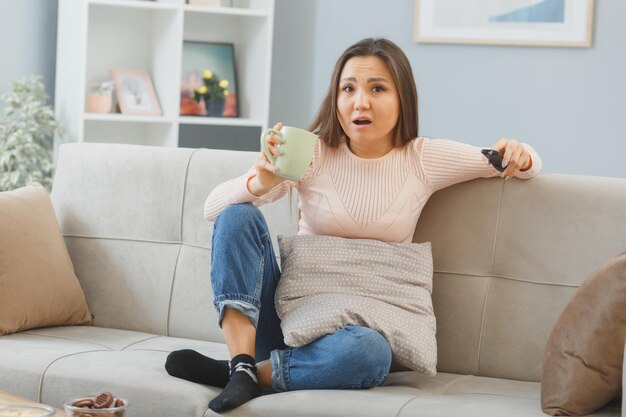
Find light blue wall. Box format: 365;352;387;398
270;0;626;178
2;1;624;177
269;0;316;130
0;0;58;101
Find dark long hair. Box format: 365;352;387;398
308;38;419;148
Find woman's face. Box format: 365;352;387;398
337;55;400;150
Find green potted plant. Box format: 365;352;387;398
193;69;230;116
0;75;64;192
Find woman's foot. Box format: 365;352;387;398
208;353;260;412
165;349;230;388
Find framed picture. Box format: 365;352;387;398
110;69;162;115
180;41;239;118
414;0;595;47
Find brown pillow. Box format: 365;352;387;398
541;250;626;416
0;183;92;335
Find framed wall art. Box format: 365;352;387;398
414;0;595;47
180;41;239;118
110;69;162;115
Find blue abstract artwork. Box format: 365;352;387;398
489;0;565;23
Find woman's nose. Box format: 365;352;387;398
354;92;371;111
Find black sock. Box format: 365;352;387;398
208;353;260;413
165;349;230;388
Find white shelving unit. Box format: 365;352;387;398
55;0;275;148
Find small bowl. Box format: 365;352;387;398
63;397;128;417
0;404;57;417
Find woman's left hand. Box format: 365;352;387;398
490;138;532;179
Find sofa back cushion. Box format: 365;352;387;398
51;144;297;343
413;174;626;382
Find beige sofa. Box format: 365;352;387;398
0;142;624;417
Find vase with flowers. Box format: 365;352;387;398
193;70;230;117
86;80;115;113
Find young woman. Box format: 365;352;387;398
164;37;542;413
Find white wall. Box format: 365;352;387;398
0;0;58;101
270;0;626;178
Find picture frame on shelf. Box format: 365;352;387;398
180;41;239;118
414;0;595;47
110;69;162;115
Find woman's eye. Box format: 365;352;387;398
372;85;386;92
341;85;354;93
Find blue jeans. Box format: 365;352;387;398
211;203;392;392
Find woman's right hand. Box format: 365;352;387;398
248;122;286;196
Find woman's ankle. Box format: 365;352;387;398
222;308;257;358
257;359;273;389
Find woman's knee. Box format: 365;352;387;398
213;203;268;240
336;326;392;386
216;203;263;227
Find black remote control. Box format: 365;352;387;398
481;149;505;172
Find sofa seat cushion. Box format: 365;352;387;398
385;372;622;417
0;326;229;416
0;328;110;401
1;326;621;417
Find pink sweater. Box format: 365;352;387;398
204;137;542;243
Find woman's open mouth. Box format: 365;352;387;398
353;117;372;126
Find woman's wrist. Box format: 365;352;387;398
247;175;269;197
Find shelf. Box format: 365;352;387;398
183;5;269;17
88;0;180;11
56;0;274;150
179;116;263;127
88;0;269;16
84;113;176;123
